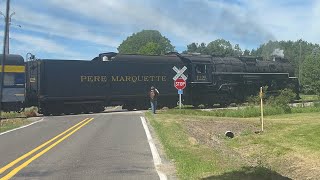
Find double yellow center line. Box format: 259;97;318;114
0;117;94;180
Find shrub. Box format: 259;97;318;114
247;95;260;105
247;86;270;105
266;88;296;113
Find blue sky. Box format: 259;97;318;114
0;0;319;60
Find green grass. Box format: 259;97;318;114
0;118;31;133
285;124;320;151
147;109;320;179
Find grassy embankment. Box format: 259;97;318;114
147;104;320;179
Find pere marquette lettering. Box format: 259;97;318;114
80;75;167;83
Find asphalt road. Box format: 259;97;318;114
0;110;160;180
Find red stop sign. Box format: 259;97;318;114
174;78;186;90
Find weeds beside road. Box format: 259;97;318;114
0;107;38;133
0;118;31;133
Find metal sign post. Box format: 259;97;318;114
173;66;187;109
178;89;183;109
179;94;181;109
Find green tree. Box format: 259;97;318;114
206;39;234;56
301;53;320;95
197;43;208;54
185;43;198;53
184;39;239;56
138;42;161;55
250;49;257;56
243;49;250;56
117;30;174;55
184;42;208;54
233;44;242;56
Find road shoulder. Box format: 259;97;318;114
143;114;177;180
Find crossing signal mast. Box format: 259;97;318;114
0;9;20;55
0;0;11;122
172;66;188;109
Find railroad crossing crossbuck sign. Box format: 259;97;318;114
172;66;187;81
172;66;187;109
173;66;187;90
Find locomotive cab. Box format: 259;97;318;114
191;63;212;83
183;55;213;84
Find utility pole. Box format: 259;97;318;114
298;42;302;84
0;0;11;124
0;11;19;55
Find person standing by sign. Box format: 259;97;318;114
149;86;159;114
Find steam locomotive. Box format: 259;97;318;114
1;52;299;115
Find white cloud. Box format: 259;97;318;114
2;0;318;58
13;33;63;51
47;0;219;44
240;0;319;43
0;31;84;59
11;5;120;48
45;0;288;46
12;33;79;56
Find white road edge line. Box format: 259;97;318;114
0;118;44;136
140;116;167;180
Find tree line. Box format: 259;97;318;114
117;30;320;95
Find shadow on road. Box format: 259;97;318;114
202;166;291;180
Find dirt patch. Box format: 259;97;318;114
183;118;261;168
184;118;259;145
